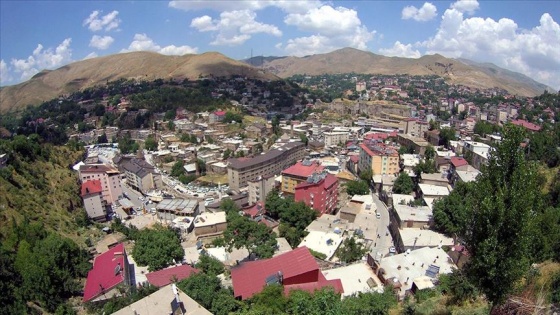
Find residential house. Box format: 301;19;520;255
323;131;350;147
510;119;541;132
145;264;200;288
209;111;226;124
118;158;163;194
81;180;106;222
358;140;399;175
194;212;227;236
281;160;324;195
156;198;200;222
294;172;339;215
397;134;429;156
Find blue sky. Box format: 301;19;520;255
1;0;559;90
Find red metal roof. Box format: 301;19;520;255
284;273;344;296
81;179;103;197
243;201;265;218
295;173;338;190
83;243;126;302
214;111;226;116
145;264;200;287
450;156;468;168
231;247;320;300
349;155;359;163
282;161;324;178
510;119;541;132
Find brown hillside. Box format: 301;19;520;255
0;51;278;112
263;47;547;97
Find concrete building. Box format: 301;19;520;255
281;159;324;195
194;212;227;236
79;164;122;205
247;175;276;205
81;180;106;222
397;134;430;156
156;198;200;222
227;141;306;190
358;140;399;176
404;118;429;137
322;262;384;297
117;158;163;194
395;228;454;253
390;194;432;229
323;131;350;147
294;172;339;215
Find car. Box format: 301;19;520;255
389;246;396;254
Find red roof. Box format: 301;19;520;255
295;173;338;190
284;273;344;296
364;132;389;141
214;111;226;116
243;201;265;218
510;119;541;132
231;247;321;300
450;156;468;168
145;264;200;287
83;243;126;302
349;155;359;163
282;161;324;178
81;179;102;197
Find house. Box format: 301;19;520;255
322;262;384;297
83;243;132;303
397;134;430;156
298;230;344;260
111;283;212;315
324;131;350;147
294;172;339;215
247;175;276;205
81;180;106;222
419;172;449;187
209;111;226;124
145;264;200;287
79;164;123;205
230;246;343;300
393;228;453;254
281;160;324;195
358;140;399;176
510;119;541;132
157;198;200;222
194;212;227;236
390;194;432;229
116;158;163;194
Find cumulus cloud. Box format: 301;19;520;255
89;35;114;50
0;59;12;84
170;0;321;14
402;2;438;22
379;41;421;58
450;0;479;15
190;10;281;46
10;38;72;81
83;10;121;32
122;33;198;55
279;5;375;56
423;7;560;89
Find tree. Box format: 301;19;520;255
195;254;224;276
131;225;184;271
439;127;456;149
345;180;370;195
170;160;185;177
222;212;277;259
393;172;414;194
432;181;474;237
336;236;367;263
299;133;309;146
144;135;157;151
464;124;539;306
223;149;232;160
97;132;108;144
439;269;478;305
424;145;435;160
359;168;373;183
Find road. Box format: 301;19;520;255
368;190;395;259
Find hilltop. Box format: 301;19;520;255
0;51;278;113
253;47;553;97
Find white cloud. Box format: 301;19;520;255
450;0;479;15
0;59;12;84
422;7;560;89
170;0;321;14
83;10;121;32
89;35;114;50
83;52;98;60
190;10;281;46
402;2;438;22
280;5;375;56
10;38;72;81
379;41;421;58
122;33;198;55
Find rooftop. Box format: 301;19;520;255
157;198;199;215
298;231;344;260
398;228;454;249
323;262;383;297
81;179;103;197
193;212;227;228
282;160;324;178
393;204;432;223
83;243;127;302
145;264;200;288
450;156;468;168
418;184;450;197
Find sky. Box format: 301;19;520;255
1;0;559;90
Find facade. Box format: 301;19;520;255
79;164;122;205
281;160;324;195
247;175;276;205
81;180;106;222
358;140;399;175
120;158;163;194
294;173;339;215
194;212;227;236
397;134;430;156
227;141;305;190
404;119;429;137
323;131;350;147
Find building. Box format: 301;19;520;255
322;262;383;297
145;264;200;288
404;118;429;137
227;141;305;190
157;198;200;222
394;228;454;253
419;172;449;187
298;230;343;260
397;134;430;156
510;119;541;132
323;131;350;147
194;212;227;236
230;247;343;300
118;158;163;194
294;172;339;215
83;243;132;303
358;140;399;175
81;180;106;222
462;141;491;170
209;110;226;124
247;175;276;205
390;194;432;229
111;283;212;315
281;160;324;195
79;164;122;205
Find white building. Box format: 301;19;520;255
324;131;350;147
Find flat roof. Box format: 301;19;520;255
273;238;293;257
456;169;481;183
194;212;227;228
228;141;304;169
305;214;349;233
418;184;450;197
298;231;344;260
394;205;432;223
322;262;383;297
398;228;454;248
157;198;199;215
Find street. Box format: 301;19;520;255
368;191;394;258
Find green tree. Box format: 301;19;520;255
464;124;539;307
359;168;373;183
144;135;157;151
223;148;232;160
439;269;478;305
439;127;456;149
171;160;185;177
393;172;414;194
97;132;108;144
424;145;436;160
222;212;277;259
432;181;474;237
336;236;367;263
195;254;224;276
247;284;287;314
131;225;184;271
345;180;369;195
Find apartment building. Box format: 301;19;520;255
397;133;430;156
294;172;339;215
81;180;106;222
323;131;350;147
403;118;429;137
79;164;122;205
247;175;276;205
358;140;400;176
227;141;305;190
281;160;324;195
117;158;163;194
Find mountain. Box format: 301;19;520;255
0;51;278;113
255;47;550;97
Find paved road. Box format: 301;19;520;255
369;191;395;259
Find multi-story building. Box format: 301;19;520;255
358;140;399;176
247;175;276;205
281;160;324;195
79;164;122;205
119;158;163;194
396;133;430;156
323;131;350;147
294;172;339;215
227;141;305;190
462;141;491;170
403;118;429;137
81;179;106;222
